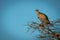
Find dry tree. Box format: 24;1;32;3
26;9;60;40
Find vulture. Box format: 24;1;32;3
35;9;53;27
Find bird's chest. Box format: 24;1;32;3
37;14;46;20
37;13;48;23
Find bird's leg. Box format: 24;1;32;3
38;24;47;34
39;24;45;30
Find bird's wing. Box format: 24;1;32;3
37;12;50;24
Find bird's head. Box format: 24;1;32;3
35;9;39;12
35;9;40;14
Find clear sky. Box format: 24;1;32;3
1;0;60;40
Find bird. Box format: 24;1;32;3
35;9;60;40
35;9;52;26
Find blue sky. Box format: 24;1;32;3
1;0;60;40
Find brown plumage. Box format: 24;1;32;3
35;9;51;26
35;9;60;40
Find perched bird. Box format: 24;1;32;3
35;9;60;40
35;9;52;26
